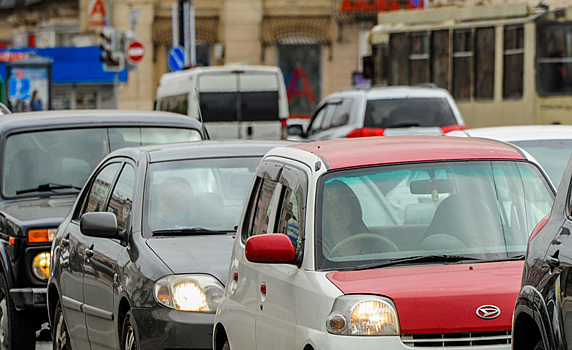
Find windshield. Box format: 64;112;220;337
3;127;202;198
144;156;261;236
364;97;458;128
511;139;572;188
316;160;554;270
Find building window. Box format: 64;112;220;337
453;29;473;100
389;33;408;85
503;25;524;99
409;32;429;85
475;27;495;100
431;30;450;91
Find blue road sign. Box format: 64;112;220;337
169;46;185;71
8;77;30;100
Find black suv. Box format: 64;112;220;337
512;155;572;350
0;110;207;349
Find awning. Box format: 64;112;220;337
260;16;332;46
0;46;128;84
153;16;219;46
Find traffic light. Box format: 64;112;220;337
99;27;124;72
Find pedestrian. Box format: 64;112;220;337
30;90;43;111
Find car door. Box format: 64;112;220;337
83;161;135;350
545;183;572;348
58;162;122;349
254;164;308;349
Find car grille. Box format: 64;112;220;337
401;331;511;347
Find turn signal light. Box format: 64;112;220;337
28;229;56;243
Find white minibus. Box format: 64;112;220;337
155;65;289;140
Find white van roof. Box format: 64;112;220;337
156;65;285;97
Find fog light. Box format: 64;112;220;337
32;252;50;280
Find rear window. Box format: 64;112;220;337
363;97;458;128
199;91;279;122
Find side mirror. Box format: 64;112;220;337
80;212;121;239
287;124;305;137
245;234;296;263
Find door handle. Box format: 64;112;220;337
547;251;560;268
85;244;94;258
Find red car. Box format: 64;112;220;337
214;136;555;350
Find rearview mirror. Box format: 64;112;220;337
410;179;454;194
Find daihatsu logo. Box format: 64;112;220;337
476;305;501;320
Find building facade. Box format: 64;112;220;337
0;0;568;117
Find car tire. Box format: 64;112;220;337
52;301;71;350
533;339;545;350
222;340;231;350
0;272;35;350
121;310;138;350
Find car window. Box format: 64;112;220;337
145;157;261;234
307;104;336;137
249;179;282;237
316;160;555;270
107;164;135;232
330;98;352;128
364;97;458;128
83;163;122;215
512;139;572;187
2;127;202;198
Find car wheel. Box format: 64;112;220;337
222;340;231;350
533;339;545;350
121;310;138;350
0;273;34;350
52;301;71;350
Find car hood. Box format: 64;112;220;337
0;196;76;223
146;234;235;285
326;261;522;334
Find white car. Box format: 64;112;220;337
447;125;572;188
0;102;10;115
213;136;555;350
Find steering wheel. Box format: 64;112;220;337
331;233;399;256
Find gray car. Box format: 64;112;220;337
47;140;292;350
288;85;466;141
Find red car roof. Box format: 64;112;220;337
291;136;526;170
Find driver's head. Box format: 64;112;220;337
157;177;194;224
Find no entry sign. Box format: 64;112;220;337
126;40;145;65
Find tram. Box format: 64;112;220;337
367;3;572;127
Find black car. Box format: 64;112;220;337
512;157;572;349
0;110;207;350
47;140;291;350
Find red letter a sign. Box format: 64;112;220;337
89;0;107;27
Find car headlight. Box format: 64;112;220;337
326;295;400;336
154;274;224;312
32;252;51;280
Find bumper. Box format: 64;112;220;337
132;306;215;350
10;287;47;310
308;334;511;350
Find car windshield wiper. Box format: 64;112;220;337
16;183;82;195
152;227;235;236
484;254;525;263
353;254;481;271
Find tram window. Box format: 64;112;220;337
503;25;524;99
431;30;450;91
389;33;408;85
453;29;473;100
409;32;430;85
475;27;495;100
537;25;572;95
372;44;388;86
